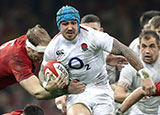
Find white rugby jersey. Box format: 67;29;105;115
119;55;160;114
42;25;114;84
129;37;140;55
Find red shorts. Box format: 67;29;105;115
154;81;160;96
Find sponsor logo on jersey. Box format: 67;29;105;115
56;49;65;59
81;43;88;51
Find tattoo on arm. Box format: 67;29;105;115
111;39;144;71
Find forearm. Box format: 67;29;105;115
111;39;144;71
115;93;130;103
120;87;144;113
20;75;59;100
121;47;144;71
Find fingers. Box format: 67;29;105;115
141;76;155;93
57;104;63;110
142;87;155;96
56;104;66;113
68;80;86;94
45;75;68;91
55;95;67;113
56;75;68;88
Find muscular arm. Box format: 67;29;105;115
19;75;56;100
120;87;145;113
111;39;143;71
114;81;130;103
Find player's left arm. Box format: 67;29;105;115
111;39;143;70
117;87;145;114
111;39;155;95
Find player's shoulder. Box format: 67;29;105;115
121;64;136;74
129;37;139;49
48;33;62;47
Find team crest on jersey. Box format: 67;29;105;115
81;43;88;51
56;49;65;59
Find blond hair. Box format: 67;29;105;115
26;24;51;46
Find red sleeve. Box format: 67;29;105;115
9;55;35;82
153;81;160;96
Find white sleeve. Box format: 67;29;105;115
119;64;137;86
91;30;114;53
129;37;140;55
42;40;56;66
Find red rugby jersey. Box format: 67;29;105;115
0;35;38;90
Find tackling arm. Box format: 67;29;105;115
19;75;57;100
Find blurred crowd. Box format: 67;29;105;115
0;0;160;115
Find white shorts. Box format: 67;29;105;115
66;82;114;115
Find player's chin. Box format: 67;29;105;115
65;34;76;40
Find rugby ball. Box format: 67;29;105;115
43;61;69;88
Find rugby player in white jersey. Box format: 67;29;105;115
115;30;160;115
39;5;155;115
54;14;128;113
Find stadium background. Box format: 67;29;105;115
0;0;159;115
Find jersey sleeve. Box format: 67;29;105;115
119;64;136;86
129;37;140;55
42;39;56;66
89;30;114;53
154;81;160;96
8;56;34;82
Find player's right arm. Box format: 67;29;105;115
19;75;59;100
114;81;130;103
116;87;145;114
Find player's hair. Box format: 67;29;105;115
26;24;51;46
140;10;160;29
149;16;160;29
81;14;101;27
23;104;44;115
139;30;159;45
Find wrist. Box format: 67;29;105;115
63;85;69;94
138;68;150;79
115;108;123;115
